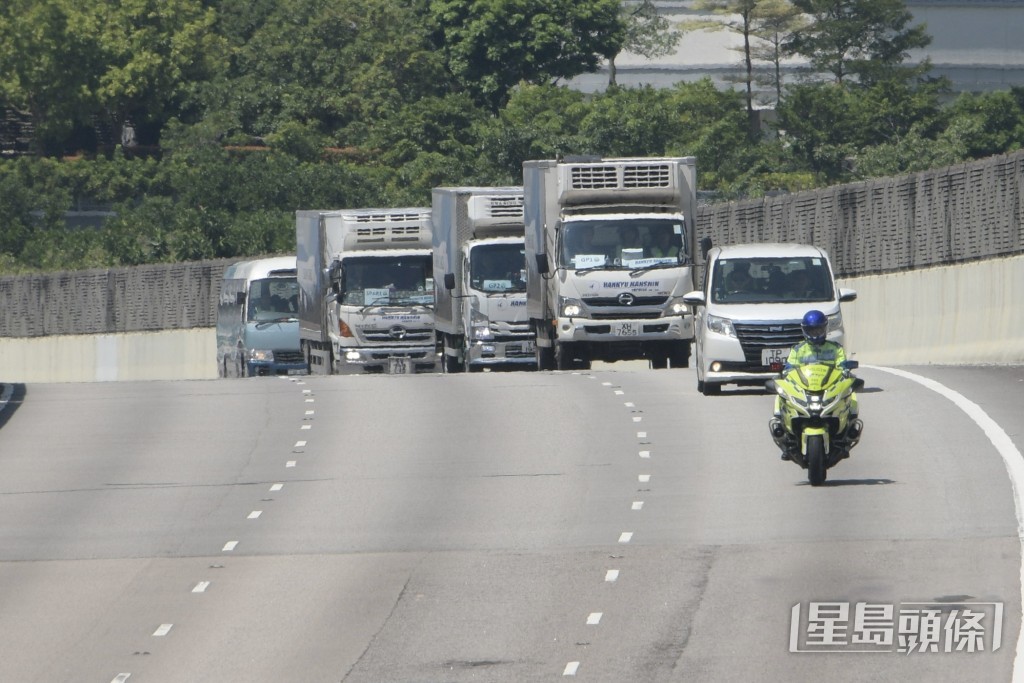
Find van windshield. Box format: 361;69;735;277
247;278;299;321
710;257;835;304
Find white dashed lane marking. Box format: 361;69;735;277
192;582;210;593
152;624;173;637
618;532;633;543
632;501;644;510
605;570;620;582
222;541;238;552
270;483;283;492
286;461;297;468
247;511;262;520
587;612;603;625
563;662;580;676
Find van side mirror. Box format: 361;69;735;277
443;272;455;290
535;253;550;275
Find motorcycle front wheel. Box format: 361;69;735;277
806;434;827;486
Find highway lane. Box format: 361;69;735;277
0;365;1020;681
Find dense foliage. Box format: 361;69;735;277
1;0;1023;273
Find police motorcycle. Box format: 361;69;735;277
767;357;864;487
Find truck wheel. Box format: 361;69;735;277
443;337;464;373
536;344;555;371
650;354;668;370
555;343;575;371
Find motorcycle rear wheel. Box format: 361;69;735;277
806;434;827;486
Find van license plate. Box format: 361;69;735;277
761;347;789;366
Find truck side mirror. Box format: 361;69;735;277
235;292;246;306
535;253;549;275
443;273;455;290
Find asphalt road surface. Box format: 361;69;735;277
0;364;1021;682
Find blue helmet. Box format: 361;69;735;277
801;309;828;344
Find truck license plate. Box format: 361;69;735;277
615;322;639;337
761;347;789;366
388;357;413;374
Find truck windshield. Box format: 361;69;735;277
560;219;685;270
469;243;527;293
247;277;299;322
710;257;835;304
338;255;434;307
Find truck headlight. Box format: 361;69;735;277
560;297;584;317
707;314;736;338
249;349;274;362
667;298;688;315
827;311;843;333
470;309;493;340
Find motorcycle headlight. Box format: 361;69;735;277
249;349;274;362
470;308;493;340
707;314;736;338
560;297;584;318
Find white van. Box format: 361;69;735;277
682;243;857;395
217;256;306;377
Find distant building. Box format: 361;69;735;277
568;0;1024;97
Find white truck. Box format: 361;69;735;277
523;156;698;370
432;186;534;372
296;208;439;374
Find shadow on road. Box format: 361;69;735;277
0;383;26;431
797;477;896;487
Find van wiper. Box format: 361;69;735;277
255;316;297;327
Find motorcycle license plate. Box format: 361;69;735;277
615;322;639;337
761;347;789;366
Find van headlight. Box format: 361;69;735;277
707;315;736;338
249;349;274;362
560;297;584;317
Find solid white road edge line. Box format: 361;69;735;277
867;365;1024;680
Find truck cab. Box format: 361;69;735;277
432;187;534;372
297;209;439;374
683;243;857;395
523;157;697;370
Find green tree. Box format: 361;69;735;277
0;1;102;153
427;0;625;110
608;1;681;87
475;83;589;179
785;0;931;86
750;0;806;106
91;0;225;147
682;1;761;132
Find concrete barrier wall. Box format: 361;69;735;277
1;254;1021;382
0;328;218;383
839;254;1024;365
